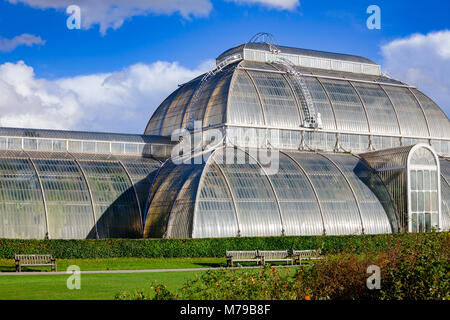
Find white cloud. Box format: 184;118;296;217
0;34;45;52
7;0;213;34
381;30;450;117
227;0;299;10
0;60;214;133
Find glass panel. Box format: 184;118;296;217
124;144;138;154
111;143;124;154
214;148;283;236
0;154;46;239
412;89;449;138
247;71;300;128
417;171;423;190
411;170;417;190
53;140;66;151
204;71;233;127
77;159;141;238
82;141;96;153
327;154;393;234
167;166;204;238
265;152;323;235
228;70;265;126
161;80;199;136
68;140;82;153
382;86;429;137
145;90;178;135
410;147;436;166
424;191;431;211
425;213;431;232
194;161;239;238
352;82;400;135
182;71;224;130
37;139;52;151
287;152;362;235
320;79;369;133
411;212;417;232
145;162;203;238
440;177;450;231
33;158;95;239
0;137;6;149
97;142;110;153
8;138;22;150
302;77;336;130
418;192;424;211
118;156;161;223
424;171;430;190
418;213;424;232
23;139;38;150
411;191;418;211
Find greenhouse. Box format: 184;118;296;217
0;37;449;239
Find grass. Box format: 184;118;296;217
0;257;225;272
0;271;204;300
0;256;313;300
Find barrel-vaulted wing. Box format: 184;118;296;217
0;129;171;239
144;147;396;238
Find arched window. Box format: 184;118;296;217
407;145;441;232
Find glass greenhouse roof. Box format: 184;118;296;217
145;59;450;156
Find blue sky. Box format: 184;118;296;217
0;0;449;133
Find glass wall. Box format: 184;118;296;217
76;157;142;238
408;147;439;232
0;150;46;239
30;152;96;239
352;82;400;135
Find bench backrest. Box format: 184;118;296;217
226;251;258;259
258;250;289;259
15;254;54;264
292;249;321;258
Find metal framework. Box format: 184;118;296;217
247;32;280;54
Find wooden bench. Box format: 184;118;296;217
226;250;261;267
15;254;57;272
292;249;323;265
258;250;293;265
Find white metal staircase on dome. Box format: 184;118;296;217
272;56;321;129
245;32;321;129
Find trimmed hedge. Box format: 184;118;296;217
0;233;448;259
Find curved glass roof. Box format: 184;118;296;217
144;147;395;238
145;60;450;144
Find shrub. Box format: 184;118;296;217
0;233;448;260
116;232;450;300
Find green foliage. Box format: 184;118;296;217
0;233;448;260
116;232;450;300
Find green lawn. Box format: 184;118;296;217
0;271;203;300
0;257;225;272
